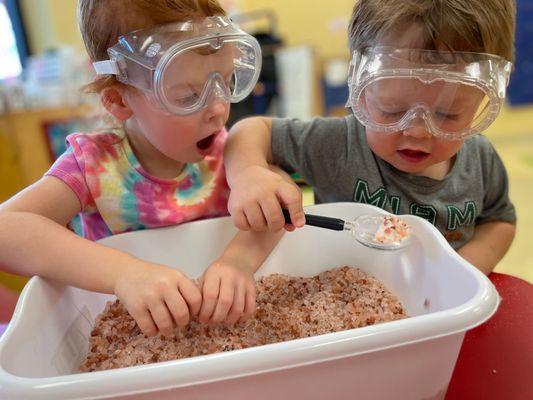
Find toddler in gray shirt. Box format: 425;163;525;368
224;0;517;275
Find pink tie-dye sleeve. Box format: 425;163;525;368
45;146;92;209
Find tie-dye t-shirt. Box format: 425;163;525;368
45;131;230;241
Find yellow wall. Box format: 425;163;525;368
19;0;84;54
20;0;353;59
237;0;353;59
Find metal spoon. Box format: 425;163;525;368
282;209;410;250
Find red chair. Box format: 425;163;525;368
0;285;18;337
446;273;533;399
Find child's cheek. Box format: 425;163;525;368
157;125;188;150
366;130;394;155
433;139;464;160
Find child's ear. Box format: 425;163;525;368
100;85;133;121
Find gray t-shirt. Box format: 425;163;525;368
272;114;516;249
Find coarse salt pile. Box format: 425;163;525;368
80;266;407;372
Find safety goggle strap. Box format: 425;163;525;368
93;60;121;76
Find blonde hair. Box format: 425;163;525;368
78;0;226;93
348;0;516;62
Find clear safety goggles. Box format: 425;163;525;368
93;16;262;115
346;47;512;139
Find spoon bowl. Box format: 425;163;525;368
349;214;411;250
283;209;411;251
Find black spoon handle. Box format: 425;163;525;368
282;209;345;231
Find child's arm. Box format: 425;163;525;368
0;177;202;337
198;162;293;325
457;221;516;275
197;229;283;325
224;117;306;232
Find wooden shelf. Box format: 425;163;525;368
0;104;95;202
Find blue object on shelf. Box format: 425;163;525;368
322;78;349;115
43;117;96;161
507;1;533;105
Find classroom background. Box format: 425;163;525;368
0;0;532;302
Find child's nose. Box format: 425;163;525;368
203;96;228;121
401;120;433;139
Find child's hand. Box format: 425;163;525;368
227;165;305;232
114;262;202;337
197;259;257;325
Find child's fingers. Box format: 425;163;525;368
178;278;202;317
198;277;220;323
197;274;205;290
277;186;305;228
228;196;251;230
242;285;257;320
284;223;296;232
260;195;285;231
210;281;235;323
164;289;192;328
232;210;251;231
244;203;268;231
224;284;246;325
129;304;158;337
148;301;176;336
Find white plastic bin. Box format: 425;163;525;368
0;203;499;400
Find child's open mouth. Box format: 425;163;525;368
196;133;217;153
398;149;430;163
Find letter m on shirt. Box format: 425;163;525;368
447;201;477;231
354;179;387;209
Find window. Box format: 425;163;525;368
0;0;28;80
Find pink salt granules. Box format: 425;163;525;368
80;266;407;372
374;216;411;244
